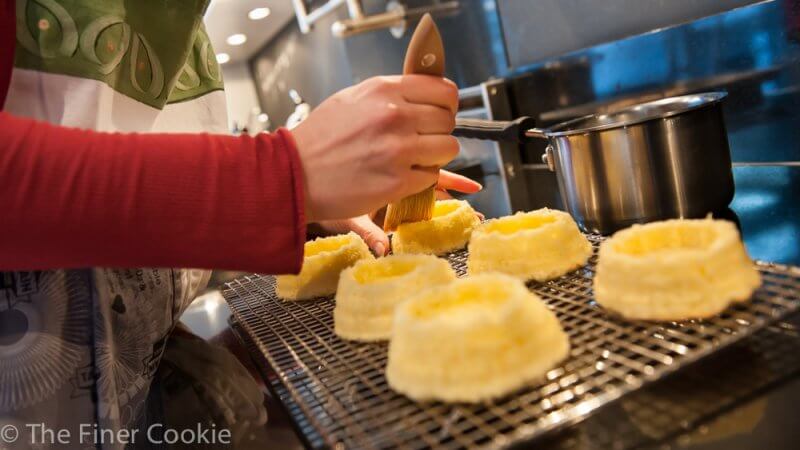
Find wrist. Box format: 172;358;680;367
284;127;315;223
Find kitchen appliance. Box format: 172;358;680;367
453;92;734;234
222;238;800;449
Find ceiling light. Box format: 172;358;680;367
226;34;247;46
248;7;271;20
216;53;230;64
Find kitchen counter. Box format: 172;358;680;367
540;164;800;450
173;165;800;449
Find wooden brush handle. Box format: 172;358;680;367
382;14;446;232
403;13;445;77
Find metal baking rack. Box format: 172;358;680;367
223;236;800;449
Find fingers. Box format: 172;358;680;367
408;103;456;135
400;75;459;114
312;215;390;256
405;135;460;167
435;188;453;200
347;215;390;256
399;166;440;199
438;170;482;193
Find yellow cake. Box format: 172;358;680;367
392;199;480;255
594;218;761;320
386;273;570;403
334;254;457;341
275;232;373;301
468;208;591;281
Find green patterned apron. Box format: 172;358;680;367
1;1;229;448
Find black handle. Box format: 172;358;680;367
453;116;536;143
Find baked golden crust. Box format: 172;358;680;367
386;273;570;403
468;208;591;281
275;232;373;301
334;254;457;341
594;218;761;320
392;199;480;255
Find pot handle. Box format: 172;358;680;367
453;117;540;142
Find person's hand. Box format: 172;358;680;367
311;170;483;255
291;75;460;222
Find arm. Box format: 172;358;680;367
1;74;461;273
0;111;305;274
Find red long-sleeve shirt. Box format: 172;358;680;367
0;1;305;273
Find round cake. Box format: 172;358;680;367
386;273;570;403
468;208;591;281
594;218;762;320
392;199;480;256
334;254;457;341
275;232;373;301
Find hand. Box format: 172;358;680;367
311;170;482;255
291;75;460;222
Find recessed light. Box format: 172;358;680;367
248;7;271;20
226;34;247;46
216;53;230;64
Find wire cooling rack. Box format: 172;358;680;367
222;236;800;449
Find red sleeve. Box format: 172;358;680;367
0;111;306;274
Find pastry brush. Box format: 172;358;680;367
383;13;446;232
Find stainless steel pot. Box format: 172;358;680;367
453;92;735;234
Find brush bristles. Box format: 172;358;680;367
383;186;437;231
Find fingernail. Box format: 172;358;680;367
375;243;386;256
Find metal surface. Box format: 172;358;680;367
546;94;735;234
222;237;800;449
332;2;460;38
496;0;765;69
293;0;348;34
231;314;800;450
539;316;800;449
541;145;555;171
541;93;728;137
480;79;530;213
453;93;736;234
537;67;781;125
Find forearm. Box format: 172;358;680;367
0;112;305;273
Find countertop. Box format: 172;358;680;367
637;163;800;450
540;164;800;450
174;165;800;450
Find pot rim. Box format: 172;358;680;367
542;91;727;138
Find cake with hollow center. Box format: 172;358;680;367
275;232;373;301
386;273;570;403
468;208;591;281
334;254;457;341
594;218;761;320
391;199;480;255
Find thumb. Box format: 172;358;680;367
348;215;390;256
